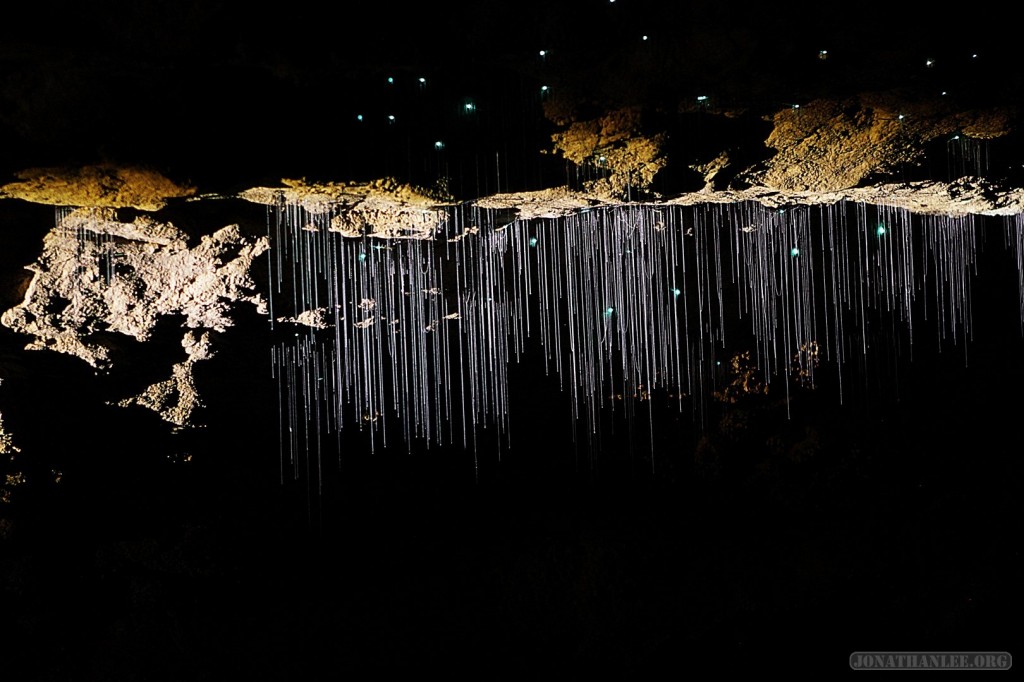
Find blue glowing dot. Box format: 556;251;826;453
387;76;394;84
434;140;445;150
696;95;708;102
671;288;681;297
604;307;615;317
387;114;395;122
356;114;363;122
877;224;886;236
358;253;367;262
541;85;549;92
716;361;721;366
529;237;539;247
642;35;648;41
418;77;426;84
539;49;547;57
790;247;800;257
465;102;475;112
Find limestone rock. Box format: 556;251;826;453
738;95;1014;193
277;308;333;329
549;107;667;199
0;165;195;211
116;331;214;428
1;208;268;369
239;177;450;240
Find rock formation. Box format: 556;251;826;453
0;165;195;211
0;7;1021;674
1;208;268;370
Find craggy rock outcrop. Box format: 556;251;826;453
277;308;332;329
0;165;195;211
738;95;1014;192
239;177;451;239
664;177;1024;217
1;208;268;369
117;331;214;428
549;107;667;199
473;186;602;220
466;178;1024;221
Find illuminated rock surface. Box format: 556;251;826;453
1;208;267;370
115;331;216;428
0;165;196;211
0;2;1020;676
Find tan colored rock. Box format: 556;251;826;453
1;208;269;368
664;177;1024;217
550;107;667;199
328;195;446;239
474;186;603;220
116;331;213;428
691;152;731;191
239;177;451;239
0;165;195;211
473;177;1024;219
277;307;333;329
740;95;1014;193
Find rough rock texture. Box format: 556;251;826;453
691;152;732;191
470;177;1024;220
662;177;1024;217
0;165;195;211
474;187;603;220
549;107;667;199
0;10;1019;675
327;197;446;239
240;177;451;239
0;417;15;456
1;208;268;369
277;308;332;329
117;331;214;428
738;95;1014;192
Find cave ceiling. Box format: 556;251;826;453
2;1;1023;437
1;1;1021;205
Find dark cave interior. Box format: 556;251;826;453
0;1;1020;677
